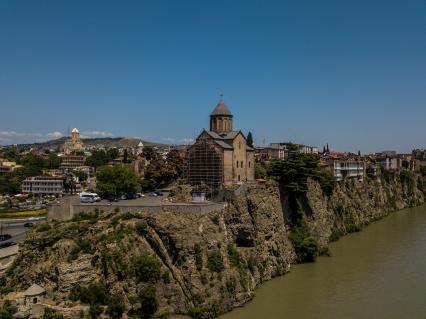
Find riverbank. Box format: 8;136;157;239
219;204;426;319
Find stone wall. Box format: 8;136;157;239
46;197;225;221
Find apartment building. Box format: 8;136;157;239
22;176;64;196
60;155;86;170
326;160;366;181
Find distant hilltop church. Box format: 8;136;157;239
63;128;85;155
187;99;255;191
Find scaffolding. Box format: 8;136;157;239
187;139;223;192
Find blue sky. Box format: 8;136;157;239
0;0;425;152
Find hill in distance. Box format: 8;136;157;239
6;137;169;150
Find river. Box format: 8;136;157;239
219;205;426;319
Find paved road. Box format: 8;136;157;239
79;193;169;207
0;219;44;245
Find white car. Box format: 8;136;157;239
27;217;41;221
79;192;95;203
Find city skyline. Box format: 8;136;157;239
1;0;425;153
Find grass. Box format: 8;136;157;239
0;208;46;219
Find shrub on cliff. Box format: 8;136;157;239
42;308;63;319
136;284;158;319
188;302;219;319
106;294;125;319
399;170;416;194
289;219;319;263
69;282;126;319
0;300;17;319
267;150;335;198
207;250;224;272
132;254;162;283
194;243;203;271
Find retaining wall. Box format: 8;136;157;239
47;197;226;221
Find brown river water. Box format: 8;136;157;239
179;205;426;319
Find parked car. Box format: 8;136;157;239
27;217;41;221
80;192;95;203
0;242;17;249
107;196;120;202
24;222;34;228
0;234;12;241
125;193;138;200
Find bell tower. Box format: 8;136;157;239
210;99;233;134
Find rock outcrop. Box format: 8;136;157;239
1;172;424;318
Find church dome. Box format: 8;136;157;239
211;100;233;117
71;128;79;133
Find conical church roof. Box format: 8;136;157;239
211;99;233;117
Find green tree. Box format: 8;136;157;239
72;170;88;183
254;162;267;179
0;300;17;319
142;146;158;161
85;150;110;168
46;153;62;169
142;152;186;190
107;148;119;160
106;294;125;319
95;165;141;197
132;254;162;283
289;219;319;263
246;132;254;148
137;285;158;319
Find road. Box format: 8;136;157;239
0;219;45;245
79;193;169;207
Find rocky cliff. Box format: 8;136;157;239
1;172;424;318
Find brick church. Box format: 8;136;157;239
187;99;255;190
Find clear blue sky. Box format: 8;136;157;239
1;0;425;152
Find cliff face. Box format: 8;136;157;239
306;172;425;248
1;173;424;318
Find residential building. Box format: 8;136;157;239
73;165;95;176
325;160;366;181
22;176;64;196
0;159;23;175
413;149;426;161
376;157;402;170
187;99;255;191
379;150;397;157
255;147;276;162
60;155;86;170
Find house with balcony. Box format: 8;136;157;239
324;160;366;182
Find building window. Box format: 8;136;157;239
249;161;251;168
236;161;239;168
241;161;243;168
238;175;241;181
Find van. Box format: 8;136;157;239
80;193;95;203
